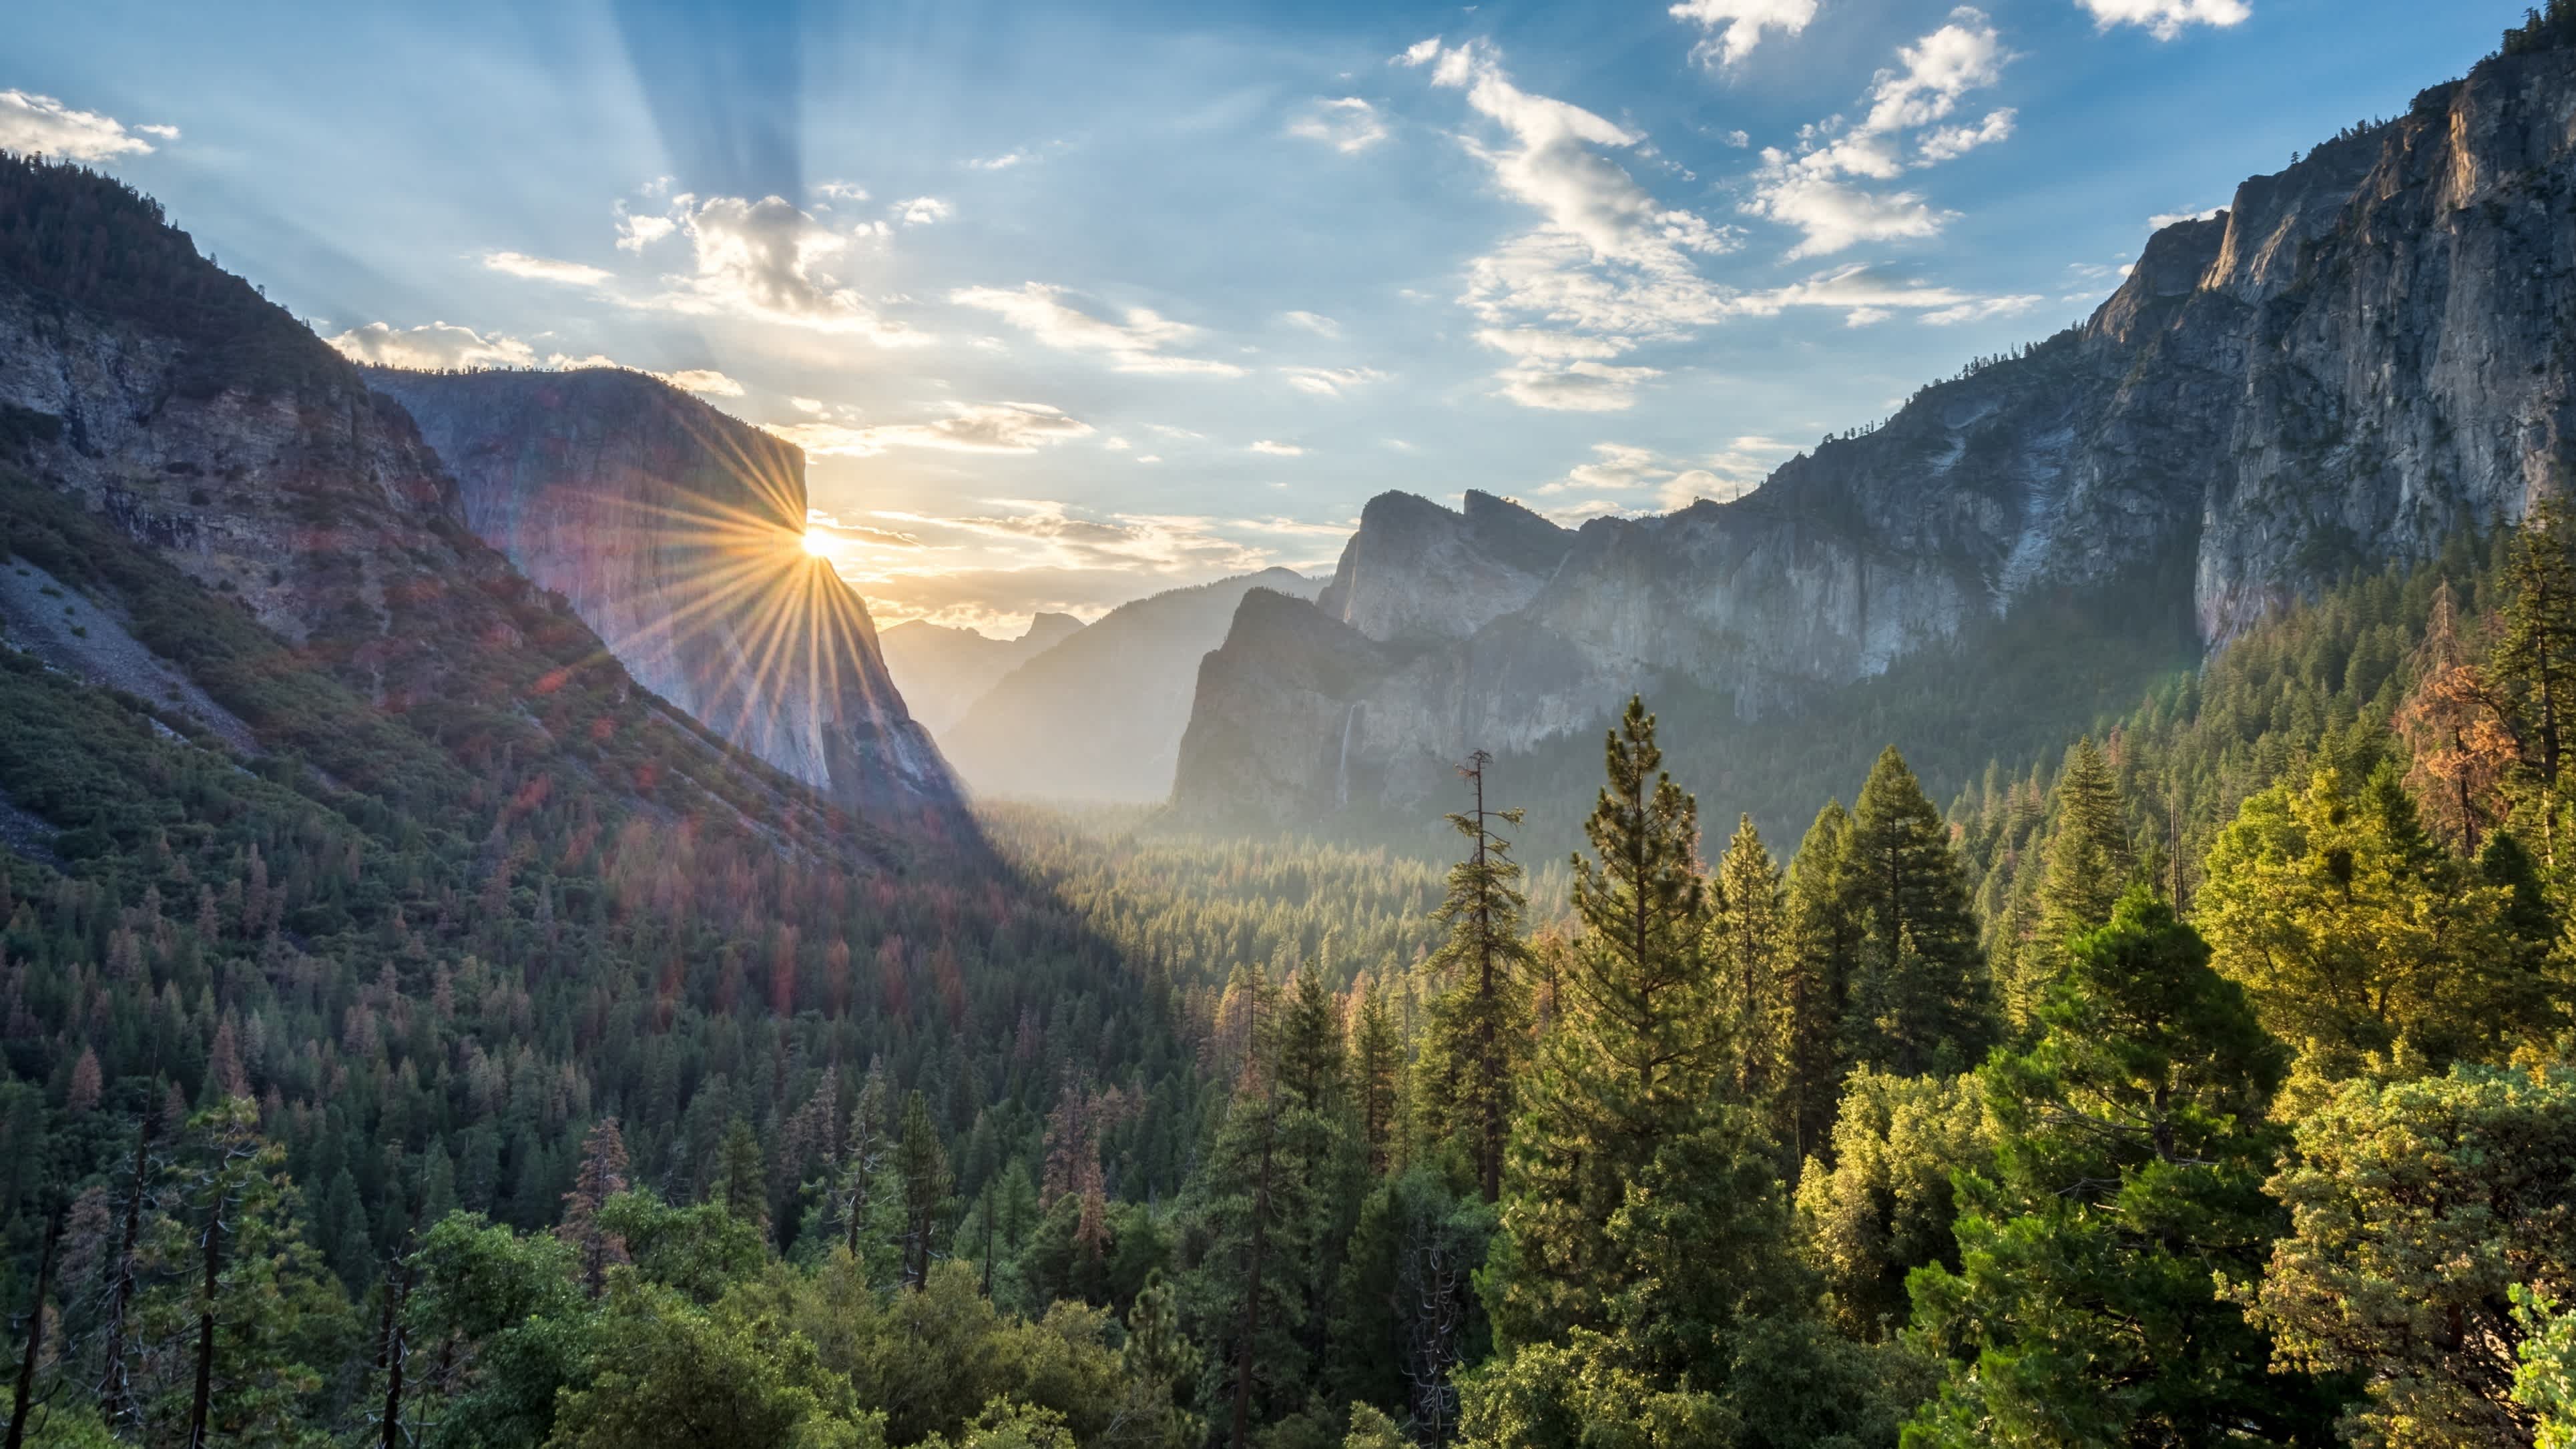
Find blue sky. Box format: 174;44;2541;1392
5;0;2530;633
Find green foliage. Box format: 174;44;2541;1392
547;1275;885;1449
2199;766;2535;1109
1796;1069;1991;1342
1841;748;1995;1077
1905;892;2326;1446
2515;1286;2576;1449
2242;1067;2576;1448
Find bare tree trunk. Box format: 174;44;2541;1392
5;1207;60;1449
95;1115;153;1429
378;1249;411;1449
186;1205;222;1449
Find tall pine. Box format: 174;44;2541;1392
1841;746;1994;1076
1421;751;1533;1202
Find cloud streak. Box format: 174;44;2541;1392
952;282;1244;376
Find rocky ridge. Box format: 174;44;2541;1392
1175;44;2576;826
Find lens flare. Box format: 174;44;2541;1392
802;527;834;557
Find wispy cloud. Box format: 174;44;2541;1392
1288;97;1389;154
1670;0;1819;68
326;321;535;370
1249;439;1307;457
897;196;952;226
0;90;173;162
773;401;1095;457
952;282;1245;376
1280;366;1388;398
1400;37;1736;410
482;251;613;286
1281;310;1341;336
2077;0;2252;40
1743;7;2017;258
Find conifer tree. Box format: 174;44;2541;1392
1781;800;1858;1162
1710;813;1787;1107
838;1066;891;1261
2494;491;2576;789
1485;697;1717;1348
1421;751;1533;1202
1841;746;1994;1075
559;1116;630;1297
1906;890;2333;1446
2009;738;2132;1023
891;1091;951;1289
1348;980;1405;1176
715;1118;769;1238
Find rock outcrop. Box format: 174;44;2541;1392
1175;44;2576;826
881;611;1086;734
366;368;959;816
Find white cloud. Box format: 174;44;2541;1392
2077;0;2251;39
1740;8;2013;256
1281;310;1341;336
658;368;745;396
1670;0;1819;68
1288;97;1389;154
951;282;1244;376
0;90;173;162
1497;359;1663;412
2147;204;2225;228
1280;365;1388;397
1742;170;1949;258
1918;109;2017;163
815;180;870;201
482;251;613;286
615;210;676;252
1250;439;1307;457
1724;129;1752;148
326;322;536;370
1400;39;1737;410
773;401;1094;457
654;194;919;341
967;150;1029;171
897;196;951;226
1921;294;2045;324
1535;439;1788;513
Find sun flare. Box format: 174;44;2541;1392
800;527;834;557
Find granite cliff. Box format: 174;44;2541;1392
1176;43;2576;827
366;367;959;816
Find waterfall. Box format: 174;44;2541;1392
1335;701;1359;810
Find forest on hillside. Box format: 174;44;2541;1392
9;453;2576;1448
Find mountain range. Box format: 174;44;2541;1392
1173;41;2576;835
880;611;1086;734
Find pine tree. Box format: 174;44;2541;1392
891;1091;951;1289
1841;746;1994;1076
838;1065;891;1261
1710;814;1787;1107
1485;697;1718;1348
1348;980;1405;1177
1780;800;1858;1162
1421;752;1533;1203
559;1116;630;1297
2494;492;2576;790
2009;738;2133;1023
1906;890;2334;1446
715;1119;769;1238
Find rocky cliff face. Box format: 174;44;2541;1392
366;368;959;816
1175;45;2576;827
881;611;1086;734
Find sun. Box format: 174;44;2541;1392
800;527;834;558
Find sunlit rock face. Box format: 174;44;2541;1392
1174;47;2576;827
368;368;960;816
